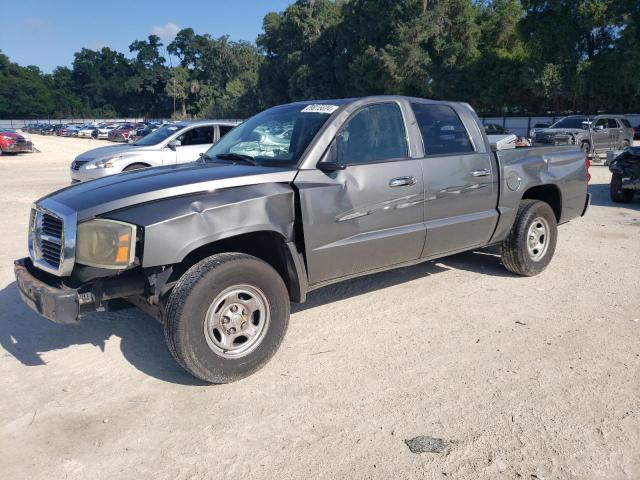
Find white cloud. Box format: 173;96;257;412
151;22;181;43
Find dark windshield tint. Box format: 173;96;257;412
133;124;185;146
206;103;337;166
550;117;590;129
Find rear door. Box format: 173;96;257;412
295;102;425;285
607;118;621;149
411;102;499;257
175;126;215;164
592;118;610;152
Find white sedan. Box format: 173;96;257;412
96;124;120;140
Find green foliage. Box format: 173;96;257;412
1;0;639;119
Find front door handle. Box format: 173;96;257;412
389;176;416;187
471;169;490;177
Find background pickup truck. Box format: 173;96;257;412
531;114;634;157
15;96;590;383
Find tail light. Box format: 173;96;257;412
585;157;591;182
630;129;635;141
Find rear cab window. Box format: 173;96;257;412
411;103;474;156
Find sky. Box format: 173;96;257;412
0;0;293;72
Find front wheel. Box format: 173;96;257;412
164;253;290;383
501;200;558;276
610;174;634;203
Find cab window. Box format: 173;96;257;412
338;103;408;164
411;103;474;156
178;126;214;146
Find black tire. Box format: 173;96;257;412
164;253;290;383
610;174;634;203
501;200;558;276
123;163;149;172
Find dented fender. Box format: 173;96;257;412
107;182;296;267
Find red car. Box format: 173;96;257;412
0;128;33;155
108;123;142;142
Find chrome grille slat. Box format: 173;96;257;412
29;199;77;277
31;210;64;270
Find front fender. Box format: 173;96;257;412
106;183;295;267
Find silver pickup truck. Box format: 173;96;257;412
14;96;590;383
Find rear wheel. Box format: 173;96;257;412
164;253;290;383
610;174;634;203
501;200;558;276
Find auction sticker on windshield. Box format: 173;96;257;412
301;104;340;114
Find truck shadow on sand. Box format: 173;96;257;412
0;282;207;386
294;247;514;312
0;250;509;383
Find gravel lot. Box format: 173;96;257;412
0;134;638;480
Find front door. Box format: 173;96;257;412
295;102;426;285
410;102;499;257
175;126;215;164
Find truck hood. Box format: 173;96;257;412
41;162;297;221
75;144;155;161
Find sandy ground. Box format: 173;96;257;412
0;134;638;480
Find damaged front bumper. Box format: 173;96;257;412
14;257;146;324
15;258;82;324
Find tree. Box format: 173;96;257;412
165;67;190;117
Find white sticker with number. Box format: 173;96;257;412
301;104;340;114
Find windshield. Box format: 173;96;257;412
205;103;338;166
133;124;185;146
550;117;590;129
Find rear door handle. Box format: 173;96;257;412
471;169;490;177
389;176;416;187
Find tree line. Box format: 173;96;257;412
1;0;639;120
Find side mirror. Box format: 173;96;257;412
595;125;604;131
167;140;181;150
317;137;347;172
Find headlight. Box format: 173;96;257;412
89;156;119;169
76;219;137;269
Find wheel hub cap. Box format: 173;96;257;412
526;217;549;261
204;285;270;358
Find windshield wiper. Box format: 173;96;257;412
215;153;258;166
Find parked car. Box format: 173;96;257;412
16;96;591;383
0;128;33;155
609;147;640;203
95;124;121;139
70;120;240;182
77;124;99;138
128;122;161;142
107;123;141;142
531;115;634;155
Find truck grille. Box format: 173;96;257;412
31;210;64;270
